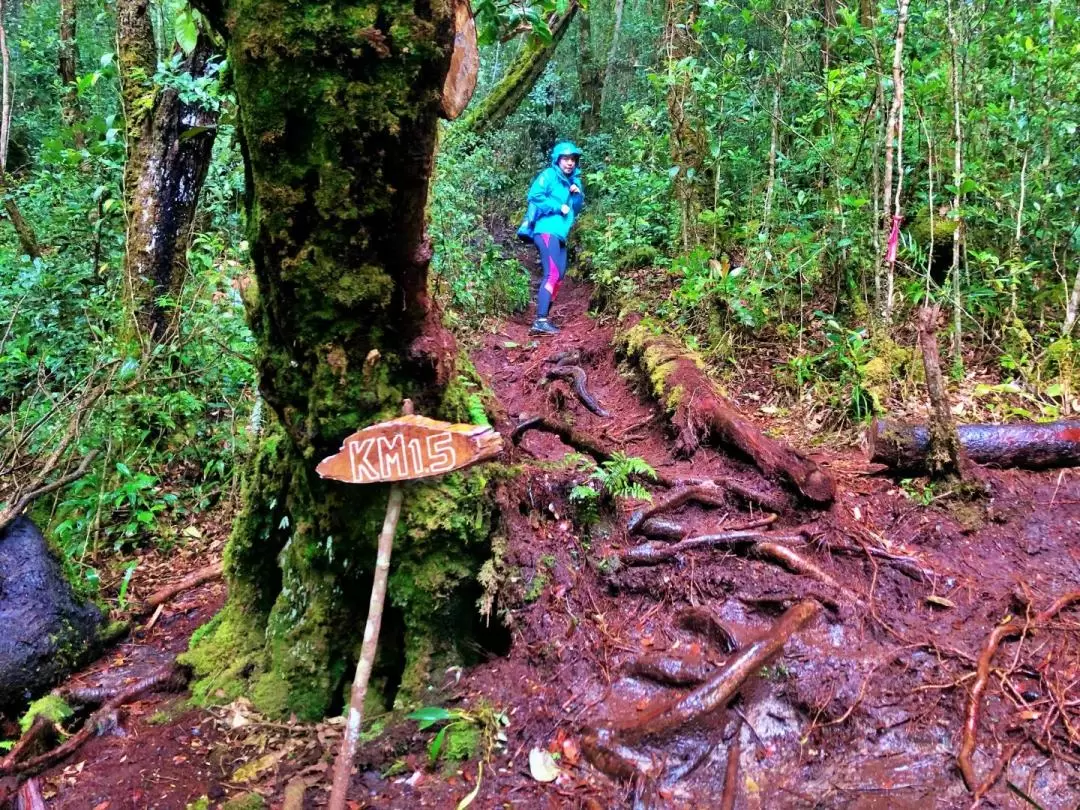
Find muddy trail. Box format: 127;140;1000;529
6;277;1080;810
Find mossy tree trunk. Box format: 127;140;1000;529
461;6;578;137
118;0;218;345
59;0;85;148
182;0;498;720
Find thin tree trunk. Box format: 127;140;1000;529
59;0;85;148
916;306;963;479
118;0;218;345
947;0;964;358
1;0;42;259
599;0;625;120
578;13;601;134
462;7;579;137
881;0;911;325
762;9;790;238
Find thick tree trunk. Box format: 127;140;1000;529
869;418;1080;472
58;0;85;147
461;6;578;136
880;0;910;324
181;0;497;721
578;13;601;135
118;1;218;345
619;315;836;503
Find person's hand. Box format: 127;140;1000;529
560;204;570;215
569;183;580;194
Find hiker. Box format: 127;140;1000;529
518;142;584;336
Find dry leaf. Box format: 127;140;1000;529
925;595;956;609
529;747;559;782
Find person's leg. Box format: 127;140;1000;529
533;233;562;320
547;238;568;314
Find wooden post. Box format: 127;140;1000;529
327;480;404;810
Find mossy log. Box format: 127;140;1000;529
618;315;836;503
180;0;500;720
869;418;1080;472
460;5;578;136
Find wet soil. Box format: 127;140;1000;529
11;276;1080;809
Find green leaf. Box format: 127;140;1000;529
175;8;199;54
407;706;454;730
429;725;448;762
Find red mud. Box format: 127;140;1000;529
11;276;1080;809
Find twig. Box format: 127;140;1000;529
720;719;743;810
133;561;224;615
0;449;99;532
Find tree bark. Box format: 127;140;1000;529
180;0;497;721
578;13;601;135
880;0;910;324
916;306;963;479
599;0;625;121
118;1;218;345
869;418;1080;472
664;0;708;250
1;1;42;259
58;0;85;147
619;315;836;503
461;7;579;136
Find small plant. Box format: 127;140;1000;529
900;478;937;506
572;452;656;507
406;703;510;766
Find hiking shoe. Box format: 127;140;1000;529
530;318;560;336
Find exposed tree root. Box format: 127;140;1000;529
958;591;1080;794
0;663;188;777
638;517;688;541
615;600;821;740
627;483;729;534
675;606;739;653
581;726;663;781
620;530;805;566
133;561;224;616
15;777;45;810
624;651;715;686
751;542;857;602
720;719;743;810
542;365;610;417
0;719;52;774
512;415;614;462
618;316;836;503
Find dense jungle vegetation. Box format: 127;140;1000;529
1;0;1079;737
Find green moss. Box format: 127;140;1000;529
20;695;73;733
444;724;481;762
185;799;210;810
221;794;266;810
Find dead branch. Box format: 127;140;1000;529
0;719;52;773
541;365;610;417
624;651;715;686
916;305;964;479
958;591;1080;793
132;561;224;615
616;600;821;740
1;663;187;776
0;449;99;532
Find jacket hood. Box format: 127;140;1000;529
550;141;582;167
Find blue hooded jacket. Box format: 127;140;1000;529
524;142;584;242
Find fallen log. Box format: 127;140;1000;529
616;600;821;740
618;316;835;503
869;417;1080;472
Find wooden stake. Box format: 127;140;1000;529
327;479;405;810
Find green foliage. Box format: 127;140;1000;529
20;695;74;734
570;452;656;525
406;703;510;765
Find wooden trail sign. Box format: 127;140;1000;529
322;409;501;810
316;414;502;484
